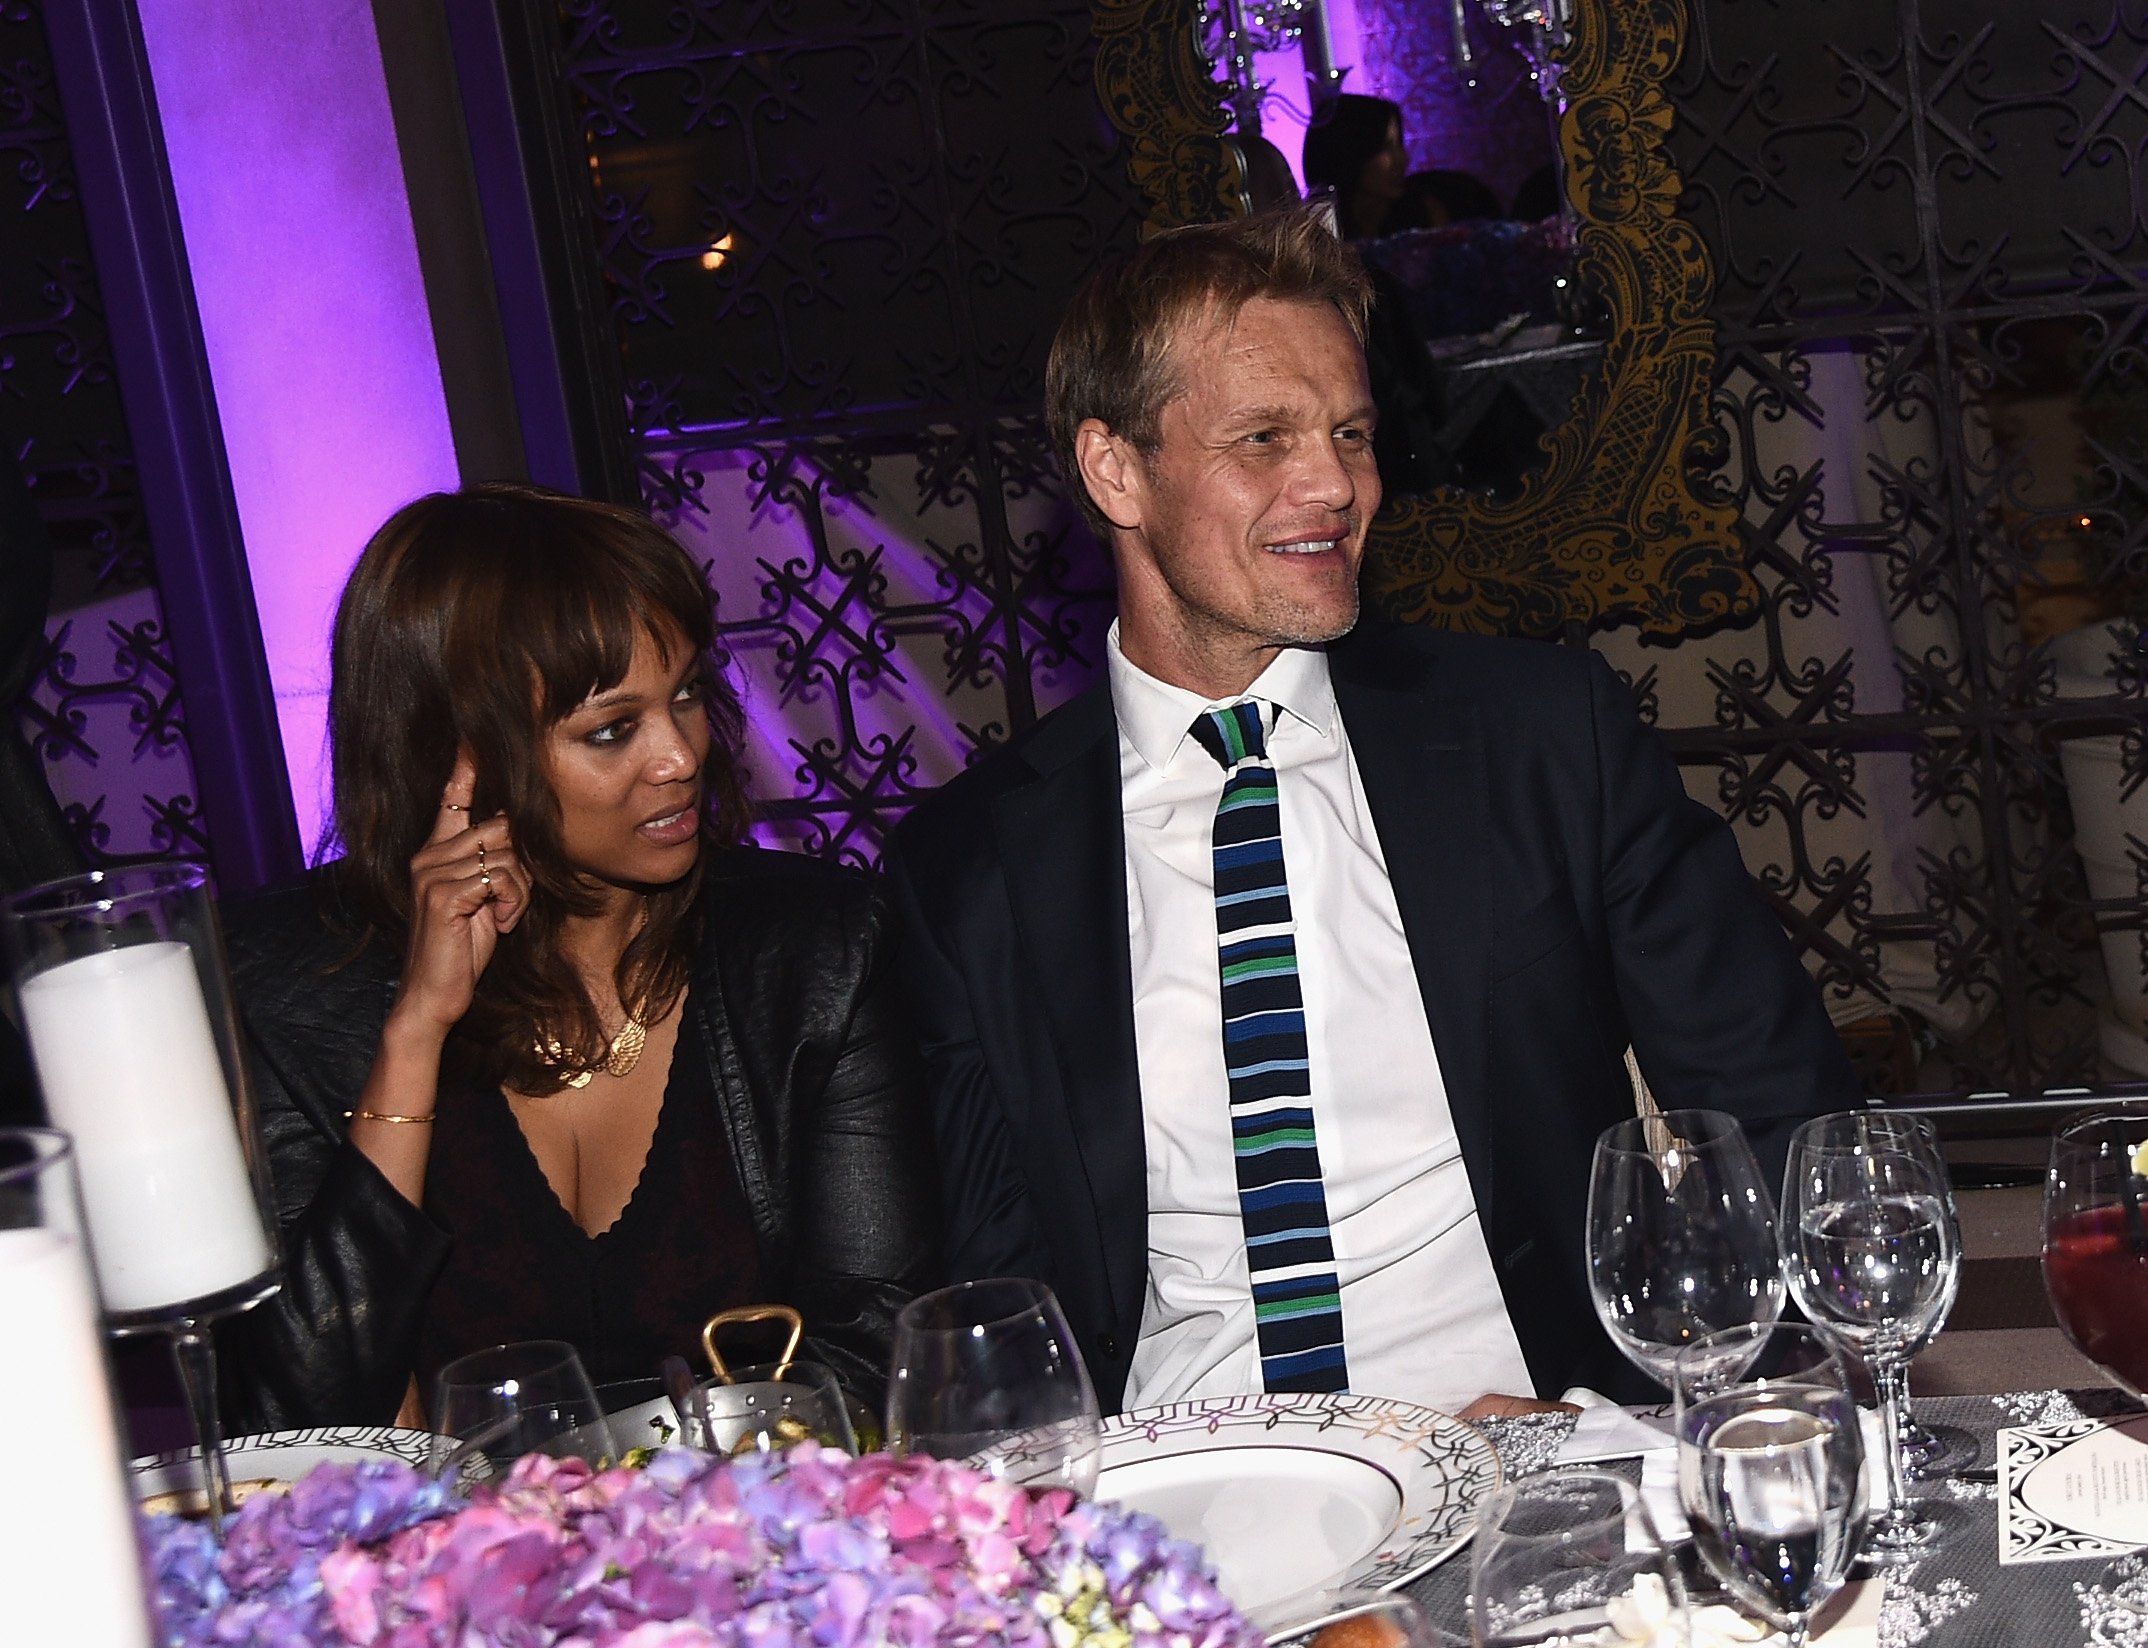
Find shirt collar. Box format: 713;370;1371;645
1106;621;1340;774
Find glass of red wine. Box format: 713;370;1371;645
2042;1107;2148;1610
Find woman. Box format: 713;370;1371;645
1301;93;1411;240
218;484;940;1430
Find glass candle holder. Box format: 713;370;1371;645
3;865;282;1535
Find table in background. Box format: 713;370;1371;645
1406;1390;2148;1648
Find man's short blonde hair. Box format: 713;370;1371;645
1044;202;1374;532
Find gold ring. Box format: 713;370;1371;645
443;802;468;813
476;841;493;893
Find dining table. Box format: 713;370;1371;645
1407;1387;2148;1648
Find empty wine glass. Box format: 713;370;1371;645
886;1277;1101;1495
1471;1469;1688;1648
429;1339;614;1481
1781;1110;1963;1560
1587;1108;1784;1390
2043;1106;2148;1611
1673;1325;1865;1648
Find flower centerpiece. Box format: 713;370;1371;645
140;1442;1264;1648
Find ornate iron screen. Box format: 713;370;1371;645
554;0;1145;864
2;2;203;871
1604;0;2148;1097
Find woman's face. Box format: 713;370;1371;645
542;628;712;891
1360;118;1409;203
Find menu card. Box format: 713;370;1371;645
1999;1414;2148;1564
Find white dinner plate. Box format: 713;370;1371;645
132;1425;436;1513
1095;1394;1500;1626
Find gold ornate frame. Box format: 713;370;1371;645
1088;0;1753;638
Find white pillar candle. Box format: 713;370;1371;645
0;1226;154;1645
18;942;271;1313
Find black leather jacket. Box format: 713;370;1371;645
216;847;942;1431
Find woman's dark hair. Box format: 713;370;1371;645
1301;93;1406;238
322;482;749;1091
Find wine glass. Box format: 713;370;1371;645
1886;1114;1976;1479
687;1359;858;1456
1470;1468;1688;1648
429;1340;614;1481
1781;1110;1963;1560
886;1277;1101;1495
1586;1108;1784;1390
1672;1323;1865;1648
2043;1107;2148;1610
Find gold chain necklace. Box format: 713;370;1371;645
533;902;651;1090
535;1010;647;1090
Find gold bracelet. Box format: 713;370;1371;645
353;1109;435;1125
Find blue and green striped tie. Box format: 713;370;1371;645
1190;700;1349;1393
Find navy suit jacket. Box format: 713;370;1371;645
884;623;1862;1413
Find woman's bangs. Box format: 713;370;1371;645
522;525;714;722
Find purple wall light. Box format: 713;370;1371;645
135;0;460;857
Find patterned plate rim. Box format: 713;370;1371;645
1098;1392;1503;1595
131;1425;437;1482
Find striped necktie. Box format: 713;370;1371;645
1189;700;1350;1394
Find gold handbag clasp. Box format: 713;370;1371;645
700;1303;804;1382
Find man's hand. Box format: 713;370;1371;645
1459;1392;1582;1420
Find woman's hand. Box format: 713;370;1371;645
388;757;531;1041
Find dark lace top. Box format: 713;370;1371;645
415;1002;766;1397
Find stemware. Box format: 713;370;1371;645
1672;1323;1865;1648
1871;1114;1976;1479
429;1339;614;1480
2;866;282;1536
885;1277;1102;1496
2042;1107;2148;1611
1586;1108;1784;1390
1470;1468;1688;1648
1780;1110;1962;1559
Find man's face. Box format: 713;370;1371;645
1099;295;1381;695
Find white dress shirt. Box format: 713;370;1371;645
1110;625;1533;1412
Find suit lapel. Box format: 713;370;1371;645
1332;637;1497;1211
989;687;1147;1337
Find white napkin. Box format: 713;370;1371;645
1555;1403;1674;1464
1686;1577;1884;1648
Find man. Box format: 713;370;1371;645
884;203;1860;1418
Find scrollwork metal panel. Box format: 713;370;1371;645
2;0;204;872
559;0;1142;866
1625;0;2148;1095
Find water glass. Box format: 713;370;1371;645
1673;1324;1865;1647
1781;1110;1961;1559
1587;1108;1784;1389
886;1277;1101;1495
429;1339;614;1480
1471;1469;1687;1648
